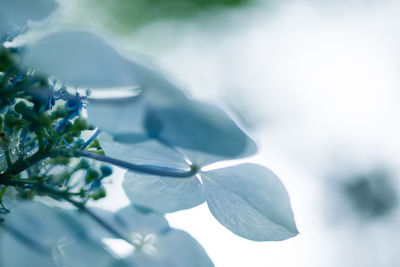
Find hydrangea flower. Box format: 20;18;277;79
0;1;298;266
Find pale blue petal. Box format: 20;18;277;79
125;229;214;267
0;201;119;267
82;206;213;267
21;31;142;88
202;163;298;241
100;133;190;171
86;83;186;136
0;16;7;39
0;0;57;31
88;97;147;135
112;205;170;235
77;205;168;242
88;96;256;166
146;100;257;166
123;172;205;213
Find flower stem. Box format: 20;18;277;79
76;150;196;178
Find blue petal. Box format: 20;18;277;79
146;100;257;166
21;31;145;88
88;97;147;136
77;205;170;241
123;172;205;213
0;16;7;39
86;80;186;137
88;96;256;166
0;201;120;266
82;205;213;267
112;205;170;235
0;0;57;35
201;163;298;241
125;229;214;267
100;133;190;171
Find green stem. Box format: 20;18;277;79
0;137;57;184
5;150;12;169
76;150;196;178
0;186;6;201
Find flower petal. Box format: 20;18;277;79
202;163;298;241
123;172;205;213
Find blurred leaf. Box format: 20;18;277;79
0;201;120;267
202;163;298;241
342;169;398;220
81;0;251;33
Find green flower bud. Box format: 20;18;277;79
73;118;90;131
77;159;90;170
90;187;106;200
86;168;100;183
14;101;28;114
51;105;68;119
100;165;112;177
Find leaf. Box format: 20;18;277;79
201;163;298;241
0;201;120;267
123;171;204;213
0;0;58;31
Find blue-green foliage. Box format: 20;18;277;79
0;1;297;266
80;0;252;33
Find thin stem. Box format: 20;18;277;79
0;136;57;184
76;150;196;178
5;150;12;168
0;223;51;255
63;196;137;247
10;176;42;184
81;129;101;149
38;185;136;248
0;186;7;201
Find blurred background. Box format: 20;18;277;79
41;0;400;266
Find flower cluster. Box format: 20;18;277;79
0;45;109;203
